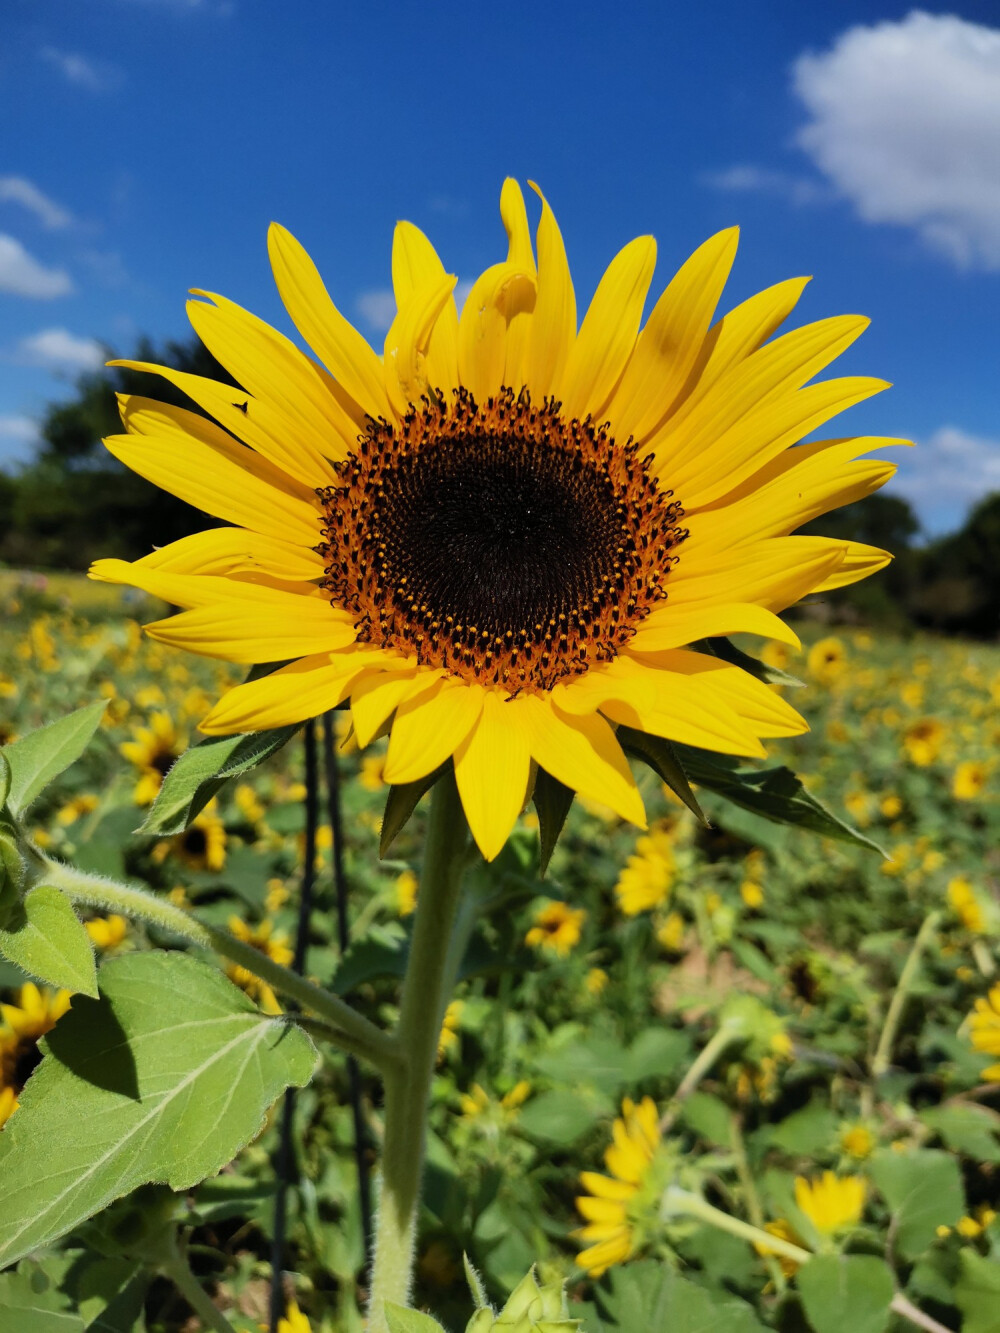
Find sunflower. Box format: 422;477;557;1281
575;1095;662;1275
120;711;185;805
525;901;587;956
0;984;73;1118
90;180;900;860
225;915;293;1014
793;1172;865;1237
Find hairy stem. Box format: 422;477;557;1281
367;772;469;1332
872;911;941;1080
44;860;400;1072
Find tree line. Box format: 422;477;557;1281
0;337;997;638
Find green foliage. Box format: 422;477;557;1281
0;1262;85;1333
796;1255;895;1333
575;1262;767;1332
869;1150;965;1259
385;1307;447;1332
532;769;576;875
3;702;107;818
954;1250;1000;1333
0;951;317;1270
140;725;299;835
0;885;98;996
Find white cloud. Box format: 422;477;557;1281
0;415;38;444
454;278;474;312
700;165;829;206
0;177;73;230
40;47;122;92
356;289;397;334
888;426;1000;531
793;11;1000;270
17;328;104;370
0;235;73;298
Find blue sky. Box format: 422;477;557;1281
2;0;998;535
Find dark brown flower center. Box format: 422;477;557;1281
318;388;686;692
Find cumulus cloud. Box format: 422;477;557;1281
0;177;73;230
792;11;1000;270
355;289;397;334
0;415;39;464
40;47;122;92
888;426;1000;531
700;165;829;206
17;328;105;370
0;235;73;298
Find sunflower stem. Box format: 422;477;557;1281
658;1020;742;1133
871;911;940;1080
161;1247;238;1333
42;859;400;1072
367;770;469;1332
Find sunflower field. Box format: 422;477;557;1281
1;570;998;1333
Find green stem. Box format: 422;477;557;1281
730;1113;784;1292
367;772;469;1333
162;1253;237;1333
44;860;400;1073
658;1021;742;1133
872;911;940;1081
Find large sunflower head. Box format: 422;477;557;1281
91;180;903;860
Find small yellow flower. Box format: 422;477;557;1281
953;760;989;801
276;1301;312;1333
955;1206;997;1239
948;877;986;935
56;793;100;826
0;984;73;1107
585;967;609;996
225;917;293;1015
437;999;463;1060
0;1084;17;1129
967;984;1000;1079
502;1079;531;1110
359;755;386;792
903;718;945;767
459;1083;490;1118
760;641;793;672
880;793;903;820
807;636;847;685
839;1123;876;1160
265;878;290;913
170;805;227;872
85;915;128;952
525;902;586;957
234;782;265;824
576;1096;661;1276
614;826;674;916
120;712;184;806
740;880;764;910
794;1172;865;1236
656;911;686;952
754;1218;803;1277
395;869;418;917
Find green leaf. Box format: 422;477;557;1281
673;743;885;854
0;1263;84;1333
679;1092;733;1146
0;751;10;809
517;1088;611;1145
140;726;299;835
3;702;107;818
380;766;446;857
796;1255;895;1333
694;636;805;689
870;1149;964;1259
591;1262;766;1332
533;768;576;874
0;950;318;1269
770;1101;838;1157
617;727;707;825
918;1103;1000;1163
85;1272;148;1332
0;886;98;997
384;1305;447;1332
954;1249;1000;1333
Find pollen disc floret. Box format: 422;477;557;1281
318;387;686;692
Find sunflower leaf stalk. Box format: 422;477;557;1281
368;770;469;1332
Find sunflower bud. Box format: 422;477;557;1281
465;1268;580;1332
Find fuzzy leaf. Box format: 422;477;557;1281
0;950;317;1270
673;743;885;854
955;1249;1000;1333
140;726;299;835
616;727;707;824
0;751;10;809
532;768;576;874
3;702;107;818
0;1263;84;1333
870;1149;964;1259
0;885;98;997
384;1306;447;1332
797;1255;894;1333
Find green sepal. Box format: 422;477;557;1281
693;635;805;689
616;727;708;825
532;769;575;875
380;764;447;857
0;750;10;809
0;884;98;997
0;825;25;929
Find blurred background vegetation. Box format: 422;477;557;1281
1;338;997;639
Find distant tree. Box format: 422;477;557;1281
913;492;1000;638
1;337;238;570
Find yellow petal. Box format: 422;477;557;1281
523;182;576;402
579;1172;636;1201
384;274;458;417
454;690;531;860
267;222;392;422
515;695;645;828
89;558;317;607
383;678;485;785
124;527;324;583
607;227;739;442
351;669;422;748
392;220;460;396
667;537;846;612
104;403;322;548
812;539;892;591
559;235;657;420
187;290;363;453
145;592;356;664
107;359;336;485
630;601;800;652
498;178;537;391
199;650;389;734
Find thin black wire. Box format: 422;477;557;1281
269;718;318;1333
321;710;375;1261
